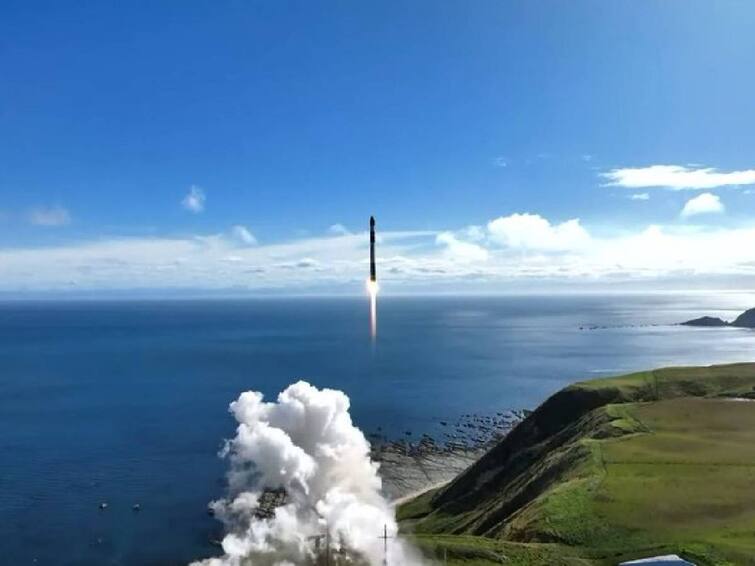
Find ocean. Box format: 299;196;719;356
1;293;754;565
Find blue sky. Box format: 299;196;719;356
2;1;755;294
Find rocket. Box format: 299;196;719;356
368;216;378;338
369;216;376;282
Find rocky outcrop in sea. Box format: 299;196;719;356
681;307;755;328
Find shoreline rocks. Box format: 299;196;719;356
370;409;525;501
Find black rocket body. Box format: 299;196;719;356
369;216;376;282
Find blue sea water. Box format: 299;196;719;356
1;293;754;565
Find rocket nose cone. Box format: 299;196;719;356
370;216;375;225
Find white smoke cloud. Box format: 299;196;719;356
192;381;427;566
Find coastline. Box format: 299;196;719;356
371;410;525;501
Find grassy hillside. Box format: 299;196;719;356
399;363;755;565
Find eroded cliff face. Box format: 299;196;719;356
409;375;652;537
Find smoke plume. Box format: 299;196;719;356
191;381;427;566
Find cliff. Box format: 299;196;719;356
400;363;755;565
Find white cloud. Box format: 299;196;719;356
681;193;725;218
328;223;350;236
29;206;71;226
231;225;258;246
8;214;755;292
602;165;755;190
462;225;485;242
296;258;320;268
486;213;590;251
493;156;508;168
435;232;489;263
182;185;206;213
222;255;244;263
0;228;436;292
629;193;650;201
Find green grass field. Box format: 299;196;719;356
399;364;755;565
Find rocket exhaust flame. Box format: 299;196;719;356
367;280;378;339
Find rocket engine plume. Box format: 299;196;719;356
190;381;427;566
368;280;378;339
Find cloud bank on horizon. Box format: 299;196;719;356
3;209;755;293
4;165;755;294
